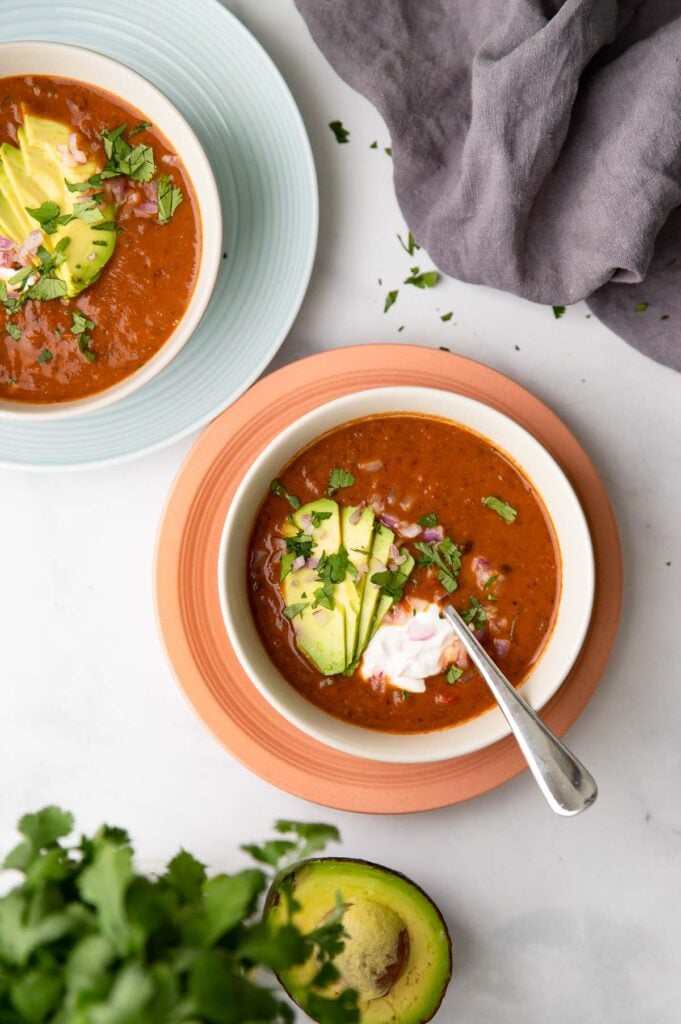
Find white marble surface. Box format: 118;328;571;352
1;2;680;1020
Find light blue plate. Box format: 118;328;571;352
0;0;318;468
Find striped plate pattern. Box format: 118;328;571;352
0;0;318;468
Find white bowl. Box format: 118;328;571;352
0;40;221;420
219;387;595;763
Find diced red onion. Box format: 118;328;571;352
389;544;399;560
312;608;331;626
434;691;455;705
299;514;313;535
370;672;386;692
270;550;282;564
0;236;15;251
421;525;443;543
380;512;399;530
87;253;96;262
143;180;158;200
319;678;334;689
473;627;486;642
108;179;127;204
349;501;365;525
134;200;158;218
369;497;385;514
56;143;78;167
456;644;469;669
273;537;287;551
494;638;511;658
17;230;42;265
68;132;88;164
407;620;436;642
398;521;422;539
358;459;383;472
291;555;306;572
161;154;179;165
305;557;319;570
388;562;399;572
393;553;407;566
386;488;397;505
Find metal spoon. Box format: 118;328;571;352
443;605;597;816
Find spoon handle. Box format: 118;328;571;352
443;606;597;816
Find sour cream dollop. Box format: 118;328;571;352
360;603;456;693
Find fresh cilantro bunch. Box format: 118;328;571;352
0;808;358;1024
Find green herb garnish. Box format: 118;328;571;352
312;582;335;611
310;510;332;528
157;174;184;224
286;533;315;560
462;595;487;629
5;322;22;341
369;140;378;149
283;602;308;619
384;289;398;313
101;123;155;182
403;266;439;289
270;479;301;509
27;278;67;301
317;546;351;585
327;467;355;495
385;146;392;156
634;302;648;313
329;120;350;144
414;535;462;593
481;495;517;523
441;312;453;322
418;512;438;527
446;665;463;684
128;120;152;137
371;568;409;601
36;349;53;364
25;200;61;234
552;305;565;319
483;574;499;590
397;231;420;257
70;310;96;335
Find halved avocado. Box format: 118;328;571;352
265;858;452;1024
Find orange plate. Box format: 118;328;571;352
155;345;622;813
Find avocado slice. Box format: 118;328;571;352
340;504;375;657
281;499;347;676
351;522;394;667
265;858;452;1024
0;113;116;296
370;550;416;641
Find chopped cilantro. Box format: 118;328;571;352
329;120;350;143
446;665;463;684
269;479;301;510
25;200;61;234
37;349;53;364
5;322;22;341
317;546;351;585
661;314;670;321
91;221;120;232
283;602;308;619
404;266;439;289
157;174;184;224
70;311;96;336
369;140;378;149
327;467;355;495
385;146;392;156
462;595;487;629
285;533;314;559
481;495;517;523
312;582;335;611
483;574;499;590
371;568;409;601
397;231;420;257
310;510;332;528
384;289;398;313
417;512;438;527
552;305;566;319
634;302;648;313
27;278;67;301
128;120;152;136
414;535;462;593
441;312;453;321
279;551;296;581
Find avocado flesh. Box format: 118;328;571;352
281;499;347;676
0;114;115;296
265;858;452;1024
370;551;416;642
349;523;395;670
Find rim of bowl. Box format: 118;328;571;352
0;40;222;421
218;387;595;764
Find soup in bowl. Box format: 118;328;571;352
0;41;221;418
219;387;594;763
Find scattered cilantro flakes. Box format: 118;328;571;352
441;312;453;321
384;147;392;156
661;314;670;321
397;231;420;257
25;200;61;234
269;479;301;510
398;325;404;332
384;289;398;313
37;349;53;364
371;568;409;601
28;278;67;302
5;322;22;341
369;140;378;149
404;266;439;289
327;467;355;495
312;581;335;611
128;120;152;137
328;120;350;144
481;495;517;523
634;302;648;313
552;305;566;319
70;310;96;335
418;512;438;527
283;602;308;619
462;595;487;629
414;535;462;593
446;665;463;684
157;174;184;224
310;510;332;528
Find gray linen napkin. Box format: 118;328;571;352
295;0;681;371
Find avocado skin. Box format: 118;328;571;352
264;857;452;1024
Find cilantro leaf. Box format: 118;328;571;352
552;305;566;319
384;289;398;313
327;467;355;495
270;479;301;510
441;311;453;321
312;582;335;611
128;121;152;137
371;569;409;601
328;120;350;144
202;870;266;944
414;535;462;593
25;200;61;234
36;349;53;364
417;512;438;527
481;495;517;523
397;231;420;256
462;595;487;629
5;322;22;341
311;510;332;528
70;311;96;335
157;175;184;224
28;278;67;302
403;267;439;289
634;302;648;313
446;665;463;684
283;602;308;619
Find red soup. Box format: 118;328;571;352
0;75;200;403
248;414;560;734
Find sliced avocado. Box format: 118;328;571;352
54;204;117;296
0;163;33;240
17;127;65;202
340;504;375;657
281;499;346;676
352;523;394;666
265;858;452;1024
0;142;46;210
22;111;98;184
370;550;416;641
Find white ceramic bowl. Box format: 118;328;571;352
0;40;221;420
219;387;595;763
